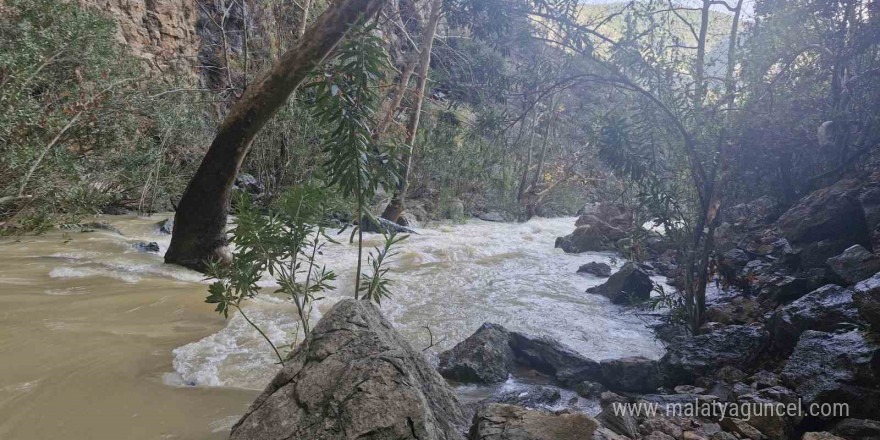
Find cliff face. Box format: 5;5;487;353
74;0;199;74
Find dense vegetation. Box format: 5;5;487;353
1;0;878;324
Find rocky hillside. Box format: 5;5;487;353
73;0;199;75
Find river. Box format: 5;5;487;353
0;214;664;439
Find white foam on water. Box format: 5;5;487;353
170;217;668;391
49;266;141;283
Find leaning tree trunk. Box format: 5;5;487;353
380;0;443;223
165;0;386;272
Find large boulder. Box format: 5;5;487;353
229;299;466;440
508;331;601;386
555;203;633;253
660;325;770;386
780;329;880;419
854;273;880;329
555;222;628;253
776;179;872;268
827;245;880;286
586;262;653;305
830;418;880;440
438;323;601;387
577;203;634;230
599;356;660;393
766;284;861;357
468;403;598;440
438;323;515;384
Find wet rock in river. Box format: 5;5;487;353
79;222;123;235
479;211;506;222
485;385;562;409
229;299;466;440
132;241;160;253
155;218;173;235
578;262;612;277
438;323;515;384
359;214;416;234
508;331;601;387
586;262;653;305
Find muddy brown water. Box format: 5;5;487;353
0;215;663;439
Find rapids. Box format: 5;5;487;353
0;214;664;439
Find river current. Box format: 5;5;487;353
0;214;664;439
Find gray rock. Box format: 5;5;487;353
754;274;810;306
156;218;173;235
397;212;420;228
478;212;506;222
230;299;466;440
719;417;767;440
132;241;160;253
586;262;653;305
765;284;861;356
486;386;561;409
596;394;640;438
468;403;599;440
439;323;601;387
736;386;800;440
508;331;601;386
574;380;607;398
438;323;515;384
555;222;628;253
600;356;660;393
802;433;847;440
749;371;778;390
578;262;613;277
555;204;634;254
660;325;770;386
359;214;416;234
714;366;747;383
830;418;880;440
640;418;683;439
776;179;871;263
780;329;880;419
79;222;123;235
827;245;880;286
234;173;264;194
854;272;880;330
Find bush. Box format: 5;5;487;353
0;0;209;230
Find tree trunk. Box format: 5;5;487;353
381;0;442;222
376;52;419;136
165;0;386;272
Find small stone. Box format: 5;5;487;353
132;241;160;253
674;385;706;395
